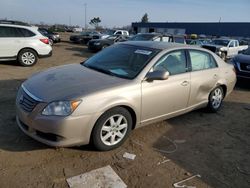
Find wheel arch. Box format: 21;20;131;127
17;47;38;59
220;84;227;98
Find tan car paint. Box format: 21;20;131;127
16;43;236;147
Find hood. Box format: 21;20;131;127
23;64;129;102
234;54;250;64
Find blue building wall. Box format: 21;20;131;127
132;22;250;37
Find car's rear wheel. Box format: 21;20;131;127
221;52;226;61
18;49;38;66
92;107;132;151
207;86;224;112
49;39;54;46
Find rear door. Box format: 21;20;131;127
187;50;219;107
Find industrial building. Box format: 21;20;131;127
131;22;250;37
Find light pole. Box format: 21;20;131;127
84;3;87;31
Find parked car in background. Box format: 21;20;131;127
70;31;101;44
88;35;128;51
230;47;250;79
129;33;186;44
202;39;248;61
0;23;52;66
189;39;211;46
91;30;130;40
38;28;61;45
16;41;236;151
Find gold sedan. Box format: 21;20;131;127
16;41;236;150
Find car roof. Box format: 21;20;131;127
0;23;38;30
121;41;188;50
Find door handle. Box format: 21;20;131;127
181;81;189;86
213;74;218;79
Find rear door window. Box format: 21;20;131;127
189;50;217;71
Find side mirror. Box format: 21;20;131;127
145;70;169;81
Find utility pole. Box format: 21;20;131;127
84;3;87;30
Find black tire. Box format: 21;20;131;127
18;49;38;66
102;44;109;49
207;86;224;112
49;39;54;46
92;107;132;151
221;52;226;61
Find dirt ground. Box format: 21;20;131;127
0;33;249;188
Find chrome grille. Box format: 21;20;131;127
18;87;39;112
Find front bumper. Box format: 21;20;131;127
16;101;97;147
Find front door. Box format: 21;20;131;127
141;50;191;123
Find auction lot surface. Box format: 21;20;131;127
0;35;249;188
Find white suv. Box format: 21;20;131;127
0;23;52;66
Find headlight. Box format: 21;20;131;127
94;42;101;45
42;100;81;116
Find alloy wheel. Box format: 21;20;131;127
21;52;36;65
100;114;128;146
211;88;223;109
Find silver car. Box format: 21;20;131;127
16;41;236;150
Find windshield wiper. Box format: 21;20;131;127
83;64;116;76
83;64;129;79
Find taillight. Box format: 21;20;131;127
40;38;49;44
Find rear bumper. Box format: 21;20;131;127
38;50;52;58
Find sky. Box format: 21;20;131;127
0;0;250;28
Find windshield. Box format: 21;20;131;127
83;44;159;79
211;39;230;46
243;47;250;55
129;34;155;41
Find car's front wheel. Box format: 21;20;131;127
92;107;132;151
207;86;224;112
18;49;38;66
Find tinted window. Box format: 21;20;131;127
0;26;22;37
189;50;217;71
153;50;187;75
116;31;122;35
18;28;35;37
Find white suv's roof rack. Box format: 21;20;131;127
0;20;30;26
